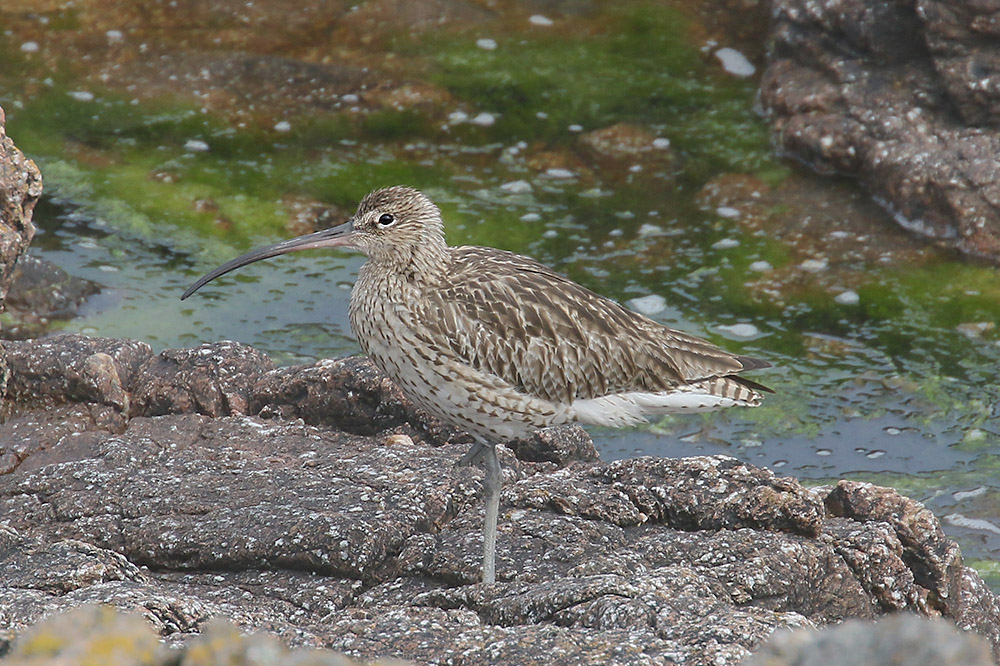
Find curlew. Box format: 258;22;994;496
181;185;772;584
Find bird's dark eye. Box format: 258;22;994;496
377;213;395;227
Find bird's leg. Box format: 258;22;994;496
481;442;500;584
456;440;501;584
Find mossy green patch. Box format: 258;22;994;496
408;4;779;183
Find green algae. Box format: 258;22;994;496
410;5;779;183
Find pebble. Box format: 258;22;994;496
953;485;988;500
529;14;554;26
711;238;739;249
749;260;772;272
944;513;1000;536
544;168;576;179
716;206;741;219
637;223;664;237
106;29;124;43
470;112;496;126
520;213;541;222
184;139;210;152
834;290;860;305
627;294;667;316
716;323;760;338
273;121;291;132
20;41;39;53
715;47;756;77
384;434;414;446
476;38;497;50
799;258;828;272
500;180;532;194
652;137;670;149
68;90;95;102
447;110;469;124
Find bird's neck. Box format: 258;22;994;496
362;236;451;291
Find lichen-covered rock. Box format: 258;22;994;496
251;355;452;438
762;0;1000;259
0;604;382;666
131;341;274;417
0;105;41;307
0;104;43;416
2;337;999;664
3;334;153;431
826;480;963;615
1;605;167;666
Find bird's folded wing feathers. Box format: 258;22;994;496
408;247;766;404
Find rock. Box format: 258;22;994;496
504;423;599;466
0;104;43;416
3;334;153;431
2;336;1000;664
577;122;673;170
131;341;275;417
0;603;379;665
0;105;41;309
2;255;102;340
1;604;167;666
826;480;963;615
762;0;1000;260
252;355;445;437
744;614;993;666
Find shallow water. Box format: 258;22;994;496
4;0;1000;586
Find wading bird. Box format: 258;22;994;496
182;185;771;583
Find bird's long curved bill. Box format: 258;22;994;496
181;220;355;300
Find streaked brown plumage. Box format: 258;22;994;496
182;185;772;584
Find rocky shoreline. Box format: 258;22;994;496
4;0;1000;659
1;334;999;664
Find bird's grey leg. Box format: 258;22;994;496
457;439;501;584
456;440;487;467
481;442;501;584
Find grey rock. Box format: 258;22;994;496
3;334;153;431
1;336;999;664
252;355;461;442
131;341;275;417
744;613;993;666
762;0;1000;259
2;254;101;340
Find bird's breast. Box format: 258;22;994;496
346;277;571;442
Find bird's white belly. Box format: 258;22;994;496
352;298;570;442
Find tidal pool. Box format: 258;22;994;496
3;0;1000;586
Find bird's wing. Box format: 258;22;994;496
410;247;767;404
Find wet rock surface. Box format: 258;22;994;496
762;0;1000;259
2;334;999;664
2;255;102;341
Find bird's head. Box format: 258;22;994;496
349;186;446;264
181;185;447;300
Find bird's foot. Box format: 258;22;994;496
455;440;490;469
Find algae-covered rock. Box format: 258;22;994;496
3;605;165;666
